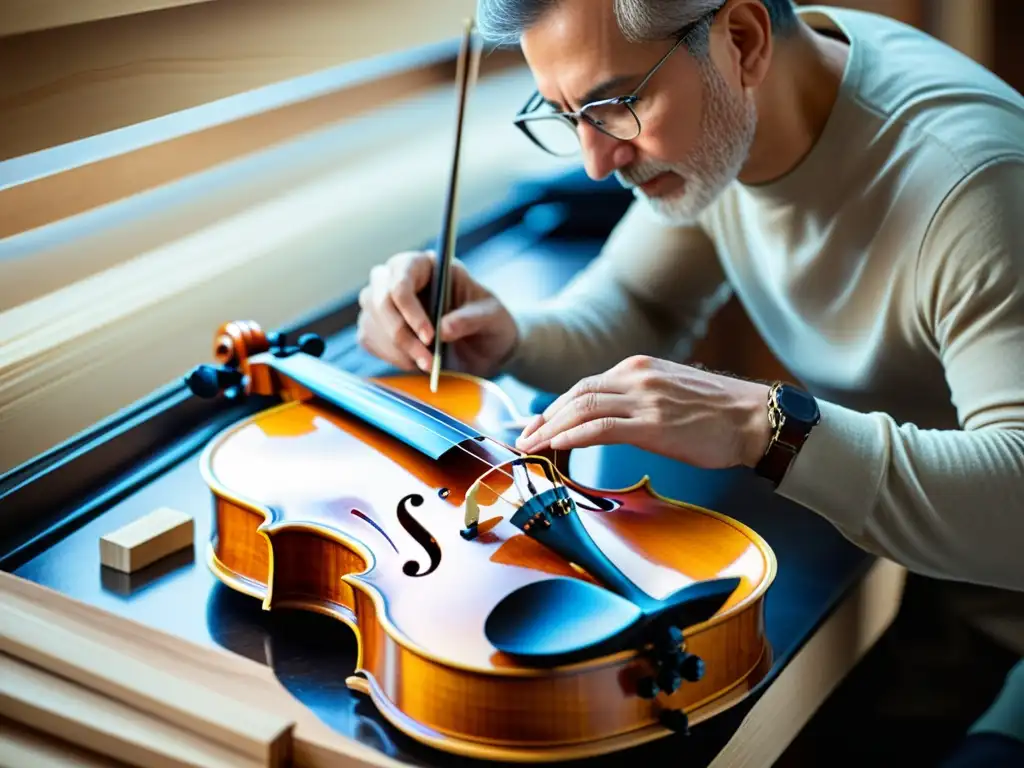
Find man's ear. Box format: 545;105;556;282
711;0;773;90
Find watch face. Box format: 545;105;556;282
778;386;820;424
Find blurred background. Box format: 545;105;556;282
0;2;1021;766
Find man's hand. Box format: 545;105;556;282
515;356;775;470
356;250;518;377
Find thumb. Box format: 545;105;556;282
407;250;437;292
440;299;499;341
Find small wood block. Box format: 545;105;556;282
100;507;194;574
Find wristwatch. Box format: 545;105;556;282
754;382;820;487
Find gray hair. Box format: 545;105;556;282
477;0;796;54
477;0;723;54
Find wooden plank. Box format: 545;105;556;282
0;45;454;239
0;590;295;766
0;0;216;37
99;507;194;573
0;653;261;768
708;558;906;767
0;715;130;768
0;571;409;768
0;44;523;242
0;0;478;162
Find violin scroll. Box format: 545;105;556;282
185;320;326;400
212;319;270;367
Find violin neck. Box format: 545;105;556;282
254;352;481;460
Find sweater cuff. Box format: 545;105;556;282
776;398;889;536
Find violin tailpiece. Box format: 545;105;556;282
510;487;651;609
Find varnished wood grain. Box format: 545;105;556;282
201;357;776;761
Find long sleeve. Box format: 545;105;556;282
777;159;1024;593
502;201;731;393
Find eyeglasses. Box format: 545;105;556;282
512;12;717;157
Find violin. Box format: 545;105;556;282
184;319;777;762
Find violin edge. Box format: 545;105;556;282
197;403;777;677
340;641;774;762
207;538;774;762
194;364;780;758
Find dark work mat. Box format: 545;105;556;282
8;172;872;767
12;395;870;767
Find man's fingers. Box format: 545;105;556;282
547;417;637;451
440;300;494;342
372;276;429;358
518;413;545;440
365;266;433;370
517;372;627;443
357;323;419;372
390;253;435;345
543;372;629;420
516;393;632;452
393;323;434;372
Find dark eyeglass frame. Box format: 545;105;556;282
512;9;720;156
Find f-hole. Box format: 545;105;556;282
396;493;442;577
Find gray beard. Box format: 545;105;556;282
615;55;757;225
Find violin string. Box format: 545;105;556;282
316;363;566;512
259;344;566;513
364;375;564;507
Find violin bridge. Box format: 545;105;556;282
460;476;484;540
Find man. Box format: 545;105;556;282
356;0;1023;756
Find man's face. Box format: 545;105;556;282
520;0;757;224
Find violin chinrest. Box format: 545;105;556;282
484;576;741;667
485;577;642;666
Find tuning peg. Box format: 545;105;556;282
659;708;690;736
654;625;684;653
185;364;243;399
297;333;325;358
636;676;660;699
656;666;683;695
267;331;293;357
678;652;704;682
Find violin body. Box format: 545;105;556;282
189;321;776;762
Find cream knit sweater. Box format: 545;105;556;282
503;6;1024;592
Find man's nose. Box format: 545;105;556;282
579;123;634;181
